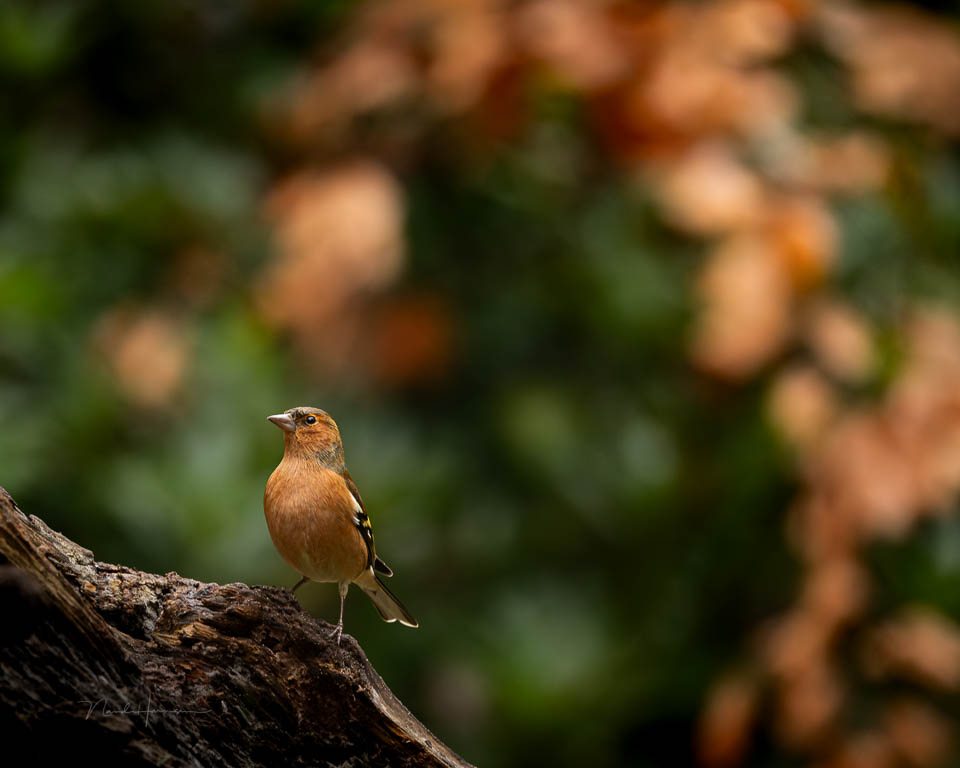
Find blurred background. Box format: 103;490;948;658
2;0;960;766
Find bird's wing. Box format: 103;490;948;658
342;470;393;576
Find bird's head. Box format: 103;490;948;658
267;406;344;468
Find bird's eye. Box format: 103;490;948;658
305;415;317;425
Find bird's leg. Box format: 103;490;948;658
290;575;309;592
330;581;348;645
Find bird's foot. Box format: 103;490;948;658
328;621;344;646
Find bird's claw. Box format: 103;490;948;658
329;622;344;646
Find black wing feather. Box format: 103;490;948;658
343;471;377;571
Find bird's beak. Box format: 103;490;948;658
267;413;296;433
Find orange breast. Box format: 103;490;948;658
264;459;367;583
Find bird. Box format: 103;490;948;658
263;406;418;644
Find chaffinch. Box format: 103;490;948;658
264;406;418;643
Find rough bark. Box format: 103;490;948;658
0;486;473;768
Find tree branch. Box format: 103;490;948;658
0;486;473;768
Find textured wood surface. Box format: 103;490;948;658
0;486;473;768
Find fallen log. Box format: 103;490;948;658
0;486;472;768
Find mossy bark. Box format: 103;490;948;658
0;487;472;768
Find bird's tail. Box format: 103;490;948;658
356;570;418;628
